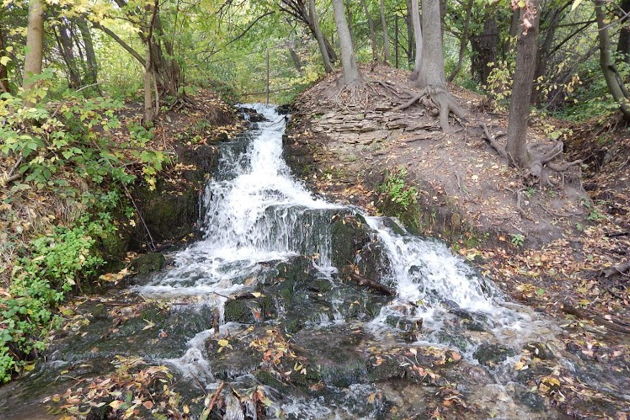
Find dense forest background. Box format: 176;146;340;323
1;0;629;389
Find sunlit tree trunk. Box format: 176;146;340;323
332;0;362;86
23;0;45;93
506;0;540;167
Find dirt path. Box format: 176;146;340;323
285;65;630;418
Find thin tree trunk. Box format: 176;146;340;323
506;0;540;168
448;0;474;82
379;0;390;63
595;0;630;119
410;0;422;79
308;0;334;73
360;0;378;62
0;25;9;93
56;23;82;89
76;18;99;89
332;0;362;86
23;0;45;93
93;22;146;67
406;0;415;65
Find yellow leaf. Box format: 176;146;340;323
218;339;229;347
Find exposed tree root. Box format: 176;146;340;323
394;85;466;131
480;123;583;189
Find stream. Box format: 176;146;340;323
1;104;625;419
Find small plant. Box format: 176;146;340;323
510;233;525;248
587;208;605;222
379;168;418;211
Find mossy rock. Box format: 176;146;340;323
473;343;516;366
131;252;166;275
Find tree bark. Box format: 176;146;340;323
55;22;82;89
0;24;9;93
359;0;379;62
595;0;630;119
405;0;415;65
416;0;446;88
76;18;99;88
448;0;474;82
308;0;334;73
617;0;630;64
470;13;498;85
23;0;45;93
332;0;362;86
410;0;423;79
379;0;390;63
506;0;540;168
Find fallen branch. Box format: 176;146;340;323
345;269;395;296
561;302;630;334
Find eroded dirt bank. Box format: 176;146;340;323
285;65;630;418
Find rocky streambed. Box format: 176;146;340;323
0;104;627;419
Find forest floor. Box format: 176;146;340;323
286;64;630;417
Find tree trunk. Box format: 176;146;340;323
416;0;446;88
506;0;541;168
93;22;146;67
617;0;630;64
56;22;82;89
448;0;474;82
289;47;304;73
332;0;362;86
595;0;630;119
410;0;423;79
405;0;415;65
23;0;45;93
308;0;334;73
379;0;390;63
359;0;378;62
0;24;9;93
76;18;99;89
143;49;157;125
470;14;498;85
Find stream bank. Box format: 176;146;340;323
284;66;630;418
1;103;627;419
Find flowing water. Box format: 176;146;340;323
131;104;558;417
7;104;624;419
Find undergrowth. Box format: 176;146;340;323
0;74;169;382
378;168;420;231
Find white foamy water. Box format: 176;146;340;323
134;104;548;397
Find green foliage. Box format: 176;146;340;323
510;233;525;248
0;75;168;190
0;76;169;382
379;168;418;212
0;211;115;382
378;168;421;231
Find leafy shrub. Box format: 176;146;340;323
0;215;112;382
379;168;420;231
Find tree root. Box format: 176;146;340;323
394;85;467;131
480;123;583;189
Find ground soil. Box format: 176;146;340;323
286;64;630;418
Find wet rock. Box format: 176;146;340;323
276;104;294;115
473;343;516;367
516;391;546;412
525;342;554;360
132;252;166;275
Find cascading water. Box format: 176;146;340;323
135;104;555;418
